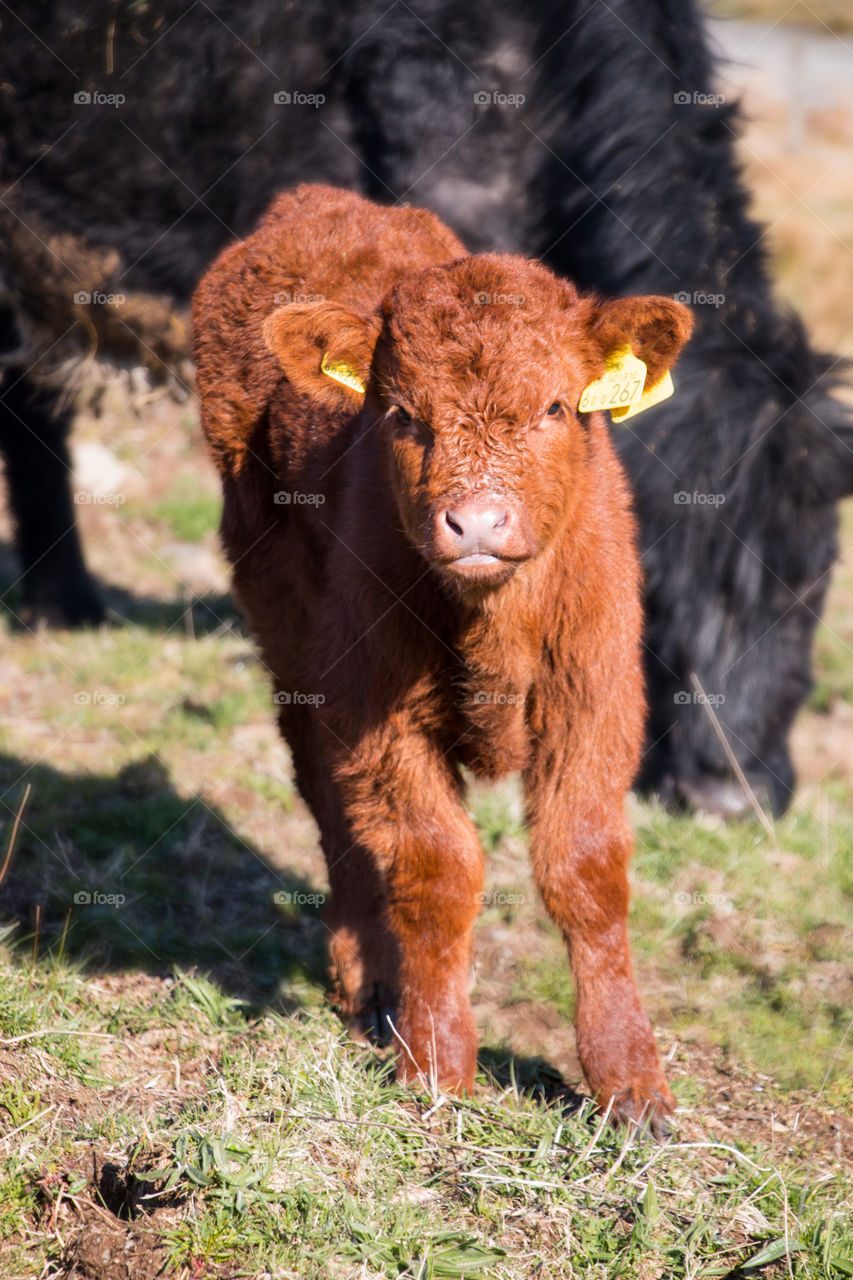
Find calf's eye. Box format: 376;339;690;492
546;402;562;416
391;405;431;443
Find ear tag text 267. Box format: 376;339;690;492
320;352;365;394
578;345;674;423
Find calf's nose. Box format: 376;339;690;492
439;498;514;558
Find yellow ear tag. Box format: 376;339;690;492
610;368;674;423
578;345;675;423
578;345;647;415
320;351;365;394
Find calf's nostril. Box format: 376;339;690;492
445;510;465;539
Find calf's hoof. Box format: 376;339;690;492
336;979;397;1047
601;1079;675;1140
392;1010;478;1095
349;1002;397;1047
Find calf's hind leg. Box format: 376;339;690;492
284;707;400;1038
325;841;401;1043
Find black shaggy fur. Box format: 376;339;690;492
1;0;851;815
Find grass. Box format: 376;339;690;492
140;475;221;545
812;510;853;710
2;953;852;1279
1;28;852;1278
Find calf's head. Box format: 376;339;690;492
264;255;692;589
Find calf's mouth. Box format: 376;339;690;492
425;491;536;585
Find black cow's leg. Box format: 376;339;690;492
0;373;103;627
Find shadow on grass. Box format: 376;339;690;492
478;1046;587;1112
348;1034;589;1114
101;584;245;637
0;538;243;638
0;750;326;1011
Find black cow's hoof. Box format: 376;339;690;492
15;580;105;630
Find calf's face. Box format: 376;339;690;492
264;255;691;589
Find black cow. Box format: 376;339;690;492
1;0;850;815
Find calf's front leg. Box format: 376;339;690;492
527;796;673;1133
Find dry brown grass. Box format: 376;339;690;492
710;0;853;35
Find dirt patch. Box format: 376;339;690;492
668;1040;853;1174
61;1212;170;1280
794;705;853;792
34;1148;179;1280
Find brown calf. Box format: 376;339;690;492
193;184;692;1131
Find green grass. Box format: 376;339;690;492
1;951;851;1280
3;740;852;1277
468;778;526;853
812;628;853;712
479;782;853;1095
634;800;853;1090
139;474;221;543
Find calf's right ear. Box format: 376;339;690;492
263;300;381;409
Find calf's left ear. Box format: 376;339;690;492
263;300;381;409
589;296;693;387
